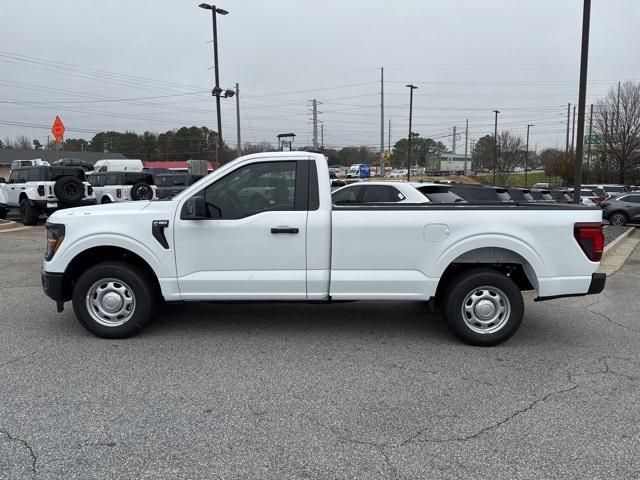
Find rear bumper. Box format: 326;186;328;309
534;273;606;302
32;198;96;210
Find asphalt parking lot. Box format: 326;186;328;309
1;226;640;479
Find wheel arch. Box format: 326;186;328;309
433;239;544;298
60;245;162;302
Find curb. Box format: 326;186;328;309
0;220;18;231
603;226;635;256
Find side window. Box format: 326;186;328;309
17;170;28;183
9;170;19;183
332;186;362;204
202;161;297;219
362;185;405;203
107;173;120;185
625;195;640;204
27;168;40;182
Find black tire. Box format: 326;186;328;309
443;268;524;346
19;198;39;226
130;182;153;201
101;196;111;204
0;206;7;220
72;261;154;338
609;211;628;226
54;176;84;206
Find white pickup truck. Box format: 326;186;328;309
41;152;606;346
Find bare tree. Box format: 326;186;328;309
15;135;32;149
495;130;526;185
595;81;640;183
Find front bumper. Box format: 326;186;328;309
534;272;606;302
41;269;66;312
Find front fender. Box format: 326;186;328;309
431;233;546;280
48;233;166;278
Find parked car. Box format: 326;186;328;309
93;159;144;173
42;152;606;346
51;158;94;171
529;189;556;202
154;173;205;200
87;171;157;203
449;184;502;203
0;166;95;225
332;181;428;204
412;183;465;203
567;188;602;206
532;182;551;189
549;189;573;203
600;193;640;226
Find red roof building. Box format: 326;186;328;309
143;161;219;172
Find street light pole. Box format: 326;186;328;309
200;3;228;162
406;84;418;182
493;109;500;185
525;124;534;187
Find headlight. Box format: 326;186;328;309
45;223;65;261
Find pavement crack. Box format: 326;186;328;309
405;382;579;446
0;427;37;476
589;311;639;333
308;418;398;478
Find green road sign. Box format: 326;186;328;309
584;134;601;145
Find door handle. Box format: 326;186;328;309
271;227;299;234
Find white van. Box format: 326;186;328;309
93;159;144;173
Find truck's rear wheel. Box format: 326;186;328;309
72;261;153;338
444;269;524;346
19;198;39;225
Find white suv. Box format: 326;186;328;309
0;166;96;225
87;171;158;204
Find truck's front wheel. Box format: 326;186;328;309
72;261;153;338
444;269;524;346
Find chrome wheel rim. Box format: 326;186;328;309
86;278;136;327
461;286;511;334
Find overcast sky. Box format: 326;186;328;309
0;0;637;153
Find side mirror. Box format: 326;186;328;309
181;196;207;220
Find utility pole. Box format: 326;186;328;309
573;0;591;204
406;84;418;182
566;102;571;152
452;126;457;154
616;80;621;133
463;119;469;175
493;109;500;185
321;123;324;149
312;99;318;148
571;104;576;151
587;103;593;168
380;67;384;176
235;83;241;156
525;124;534;187
388;119;391;171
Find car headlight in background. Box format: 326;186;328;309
45;223;65;261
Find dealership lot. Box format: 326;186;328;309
1;226;640;479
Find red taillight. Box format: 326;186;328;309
37;185;45;196
574;222;604;262
590;197;599;203
116;188;122;198
600;202;609;207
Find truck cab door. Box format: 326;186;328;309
174;159;311;300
